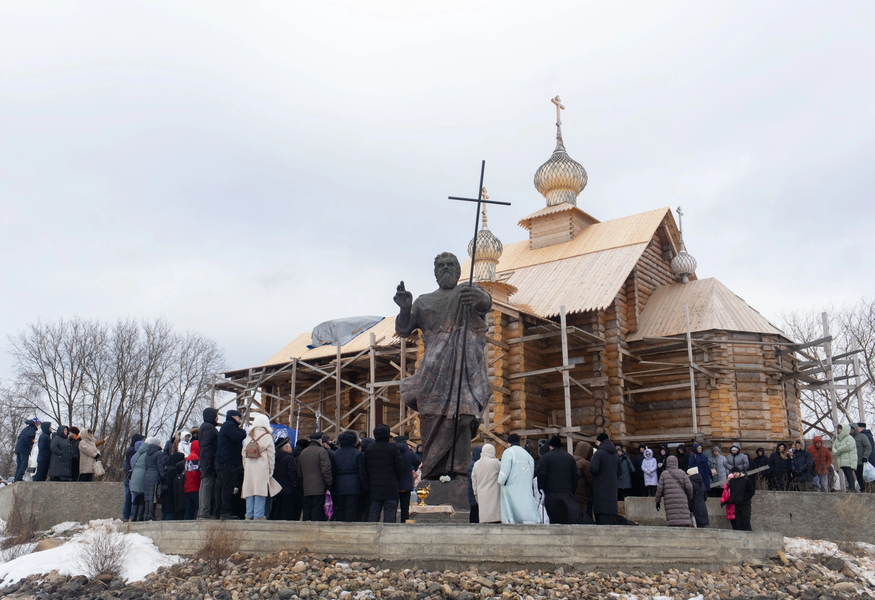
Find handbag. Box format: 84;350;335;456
863;462;875;483
324;490;334;520
92;460;105;478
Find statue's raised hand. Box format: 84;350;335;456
394;281;413;309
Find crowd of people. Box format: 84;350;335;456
13;418;109;483
13;410;874;527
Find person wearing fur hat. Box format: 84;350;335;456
536;436;584;524
270;436;298;520
687;466;709;527
216;409;246;519
331;431;364;522
241;414;281;520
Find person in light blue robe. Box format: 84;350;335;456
497;435;540;524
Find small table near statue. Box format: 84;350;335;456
407;504;455;523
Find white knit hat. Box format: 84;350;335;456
249;413;273;433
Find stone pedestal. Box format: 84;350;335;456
416;479;469;510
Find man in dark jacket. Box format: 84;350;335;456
395;435;421;523
859;423;875;468
198;407;220;519
725;467;755;530
364;424;402;523
536;436;583;524
49;425;73;481
270;436;298;520
34;421;53;482
215;410;246;519
332;431;364;522
467;446;483;523
791;440;815;492
296;432;334;521
14;419;39;481
589;432;619;524
768;442;792;491
123;433;145;521
753;447;769;488
851;424;872;491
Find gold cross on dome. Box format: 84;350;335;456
551;95;565;126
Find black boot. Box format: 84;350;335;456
132;504;143;522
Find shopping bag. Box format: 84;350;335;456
324;490;335;520
92;461;105;478
863;462;875;483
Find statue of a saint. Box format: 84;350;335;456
394;252;492;480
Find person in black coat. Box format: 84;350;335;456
395;435;421;523
290;437;309;520
270;436;299;520
656;444;670;478
68;426;81;481
589;433;620;524
536;436;584;524
215;410;246;519
675;444;689;473
358;437;375;522
14;419;39;482
725;467;756;530
363;424;402;523
467;446;483;523
49;425;73;481
34;421;53;482
768;442;792;491
198;407;220;519
162;451;185;519
332;431;364;522
123;433;145;521
687;467;709;528
632;444;647;497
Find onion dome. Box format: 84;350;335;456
533;96;588;207
670;206;697;283
468;202;503;282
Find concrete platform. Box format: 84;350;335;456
0;482;123;530
625;490;875;544
127;521;783;573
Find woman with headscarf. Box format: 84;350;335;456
471;443;502;523
616;443;636;501
768;442;792;491
49;425;73;481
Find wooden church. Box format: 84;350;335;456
217;99;803;453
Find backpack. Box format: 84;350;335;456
245;433;269;459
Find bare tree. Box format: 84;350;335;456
5;317;226;479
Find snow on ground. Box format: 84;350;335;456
784;536;875;587
48;521;84;536
0;519;180;587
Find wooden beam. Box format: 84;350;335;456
486;336;510;350
777;336;832;356
624;382;689;396
507;364;575;380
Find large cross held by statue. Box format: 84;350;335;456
445;160;511;474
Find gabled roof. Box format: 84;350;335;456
462;206;679;317
626;278;788;342
517;203;600;230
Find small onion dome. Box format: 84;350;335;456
671;249;697;280
533;140;588;207
468;208;503;282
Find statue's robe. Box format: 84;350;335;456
396;283;491;479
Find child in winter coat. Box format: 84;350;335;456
641;449;658;496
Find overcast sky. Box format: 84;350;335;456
1;1;873;377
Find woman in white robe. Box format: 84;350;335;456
497;435;540;524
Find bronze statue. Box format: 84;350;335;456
394;252;492;480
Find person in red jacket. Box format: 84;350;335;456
184;441;201;520
807;436;833;492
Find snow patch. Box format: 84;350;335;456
784;536;875;588
48;521;83;536
0;520;180;587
